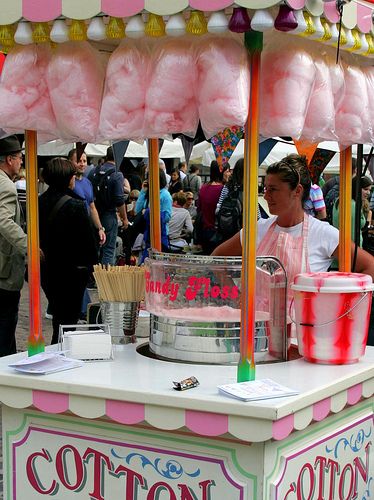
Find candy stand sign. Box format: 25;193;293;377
272;414;373;499
12;424;246;499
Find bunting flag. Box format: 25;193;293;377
211;125;244;170
259;138;277;165
180;135;194;165
173;121;207;165
112;140;129;171
309;148;336;184
76;142;87;163
293;138;319;182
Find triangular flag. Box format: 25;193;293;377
309;148;336;184
180;135;194;165
293;138;318;165
293;138;318;183
112;140;130;171
211;126;244;170
76;142;87;162
259;138;277;165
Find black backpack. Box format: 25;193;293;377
216;187;243;239
90;167;115;212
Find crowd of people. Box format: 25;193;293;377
1;134;374;354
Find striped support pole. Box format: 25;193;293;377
339;147;352;271
25;130;45;356
237;31;263;383
148;138;161;252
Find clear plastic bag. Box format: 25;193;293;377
302;58;335;143
0;44;57;136
335;62;371;145
260;39;315;139
98;39;150;142
195;35;249;139
144;37;199;139
47;41;105;143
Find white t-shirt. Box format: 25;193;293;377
241;216;340;273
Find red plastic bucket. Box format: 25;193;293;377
291;272;374;364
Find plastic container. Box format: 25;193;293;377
144;252;289;364
291;272;374;364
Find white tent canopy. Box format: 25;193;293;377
202;140;374;175
36;138;207;161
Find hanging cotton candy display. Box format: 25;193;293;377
0;44;57;138
47;41;105;142
98;40;150;142
260;47;316;139
144;38;199;138
195;36;249;139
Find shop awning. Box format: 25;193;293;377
0;1;372;33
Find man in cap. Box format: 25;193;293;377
0;135;27;356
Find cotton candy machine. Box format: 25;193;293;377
144;251;289;364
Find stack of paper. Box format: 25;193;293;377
218;379;299;401
8;352;84;375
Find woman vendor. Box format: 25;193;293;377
212;155;374;284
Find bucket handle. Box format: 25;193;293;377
289;292;369;328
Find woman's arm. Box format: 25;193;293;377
211;231;242;256
332;243;374;280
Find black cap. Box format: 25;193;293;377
0;135;22;155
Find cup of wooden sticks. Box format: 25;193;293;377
93;265;146;344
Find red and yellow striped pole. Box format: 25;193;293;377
238;31;263;382
25;130;44;356
148;138;161;252
338;147;352;271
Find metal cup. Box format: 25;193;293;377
102;301;140;344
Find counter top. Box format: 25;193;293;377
0;344;372;442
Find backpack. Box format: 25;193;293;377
216;187;243;240
90;167;116;212
325;182;340;225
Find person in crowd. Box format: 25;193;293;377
183;164;202;201
127;189;139;221
0;135;27;356
71;150;106;319
135;168;172;260
184;191;197;221
178;161;187;181
39;158;98;344
196;161;223;254
212;154;374;301
15;167;27;231
304;182;327;220
83;156;95;178
159;159;171;184
89;146;129;265
121;158;143;191
324;158;357;224
332;175;373;247
72;150;106;246
222;164;232;185
168;168;183;195
169;192;194;251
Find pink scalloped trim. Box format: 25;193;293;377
106;400;145;424
189;0;233;11
286;0;305;10
185;410;228;436
272;414;294;440
356;4;373;33
347;383;363;405
324;1;340;23
32;390;69;414
23;0;61;22
101;0;144;17
313;397;331;422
